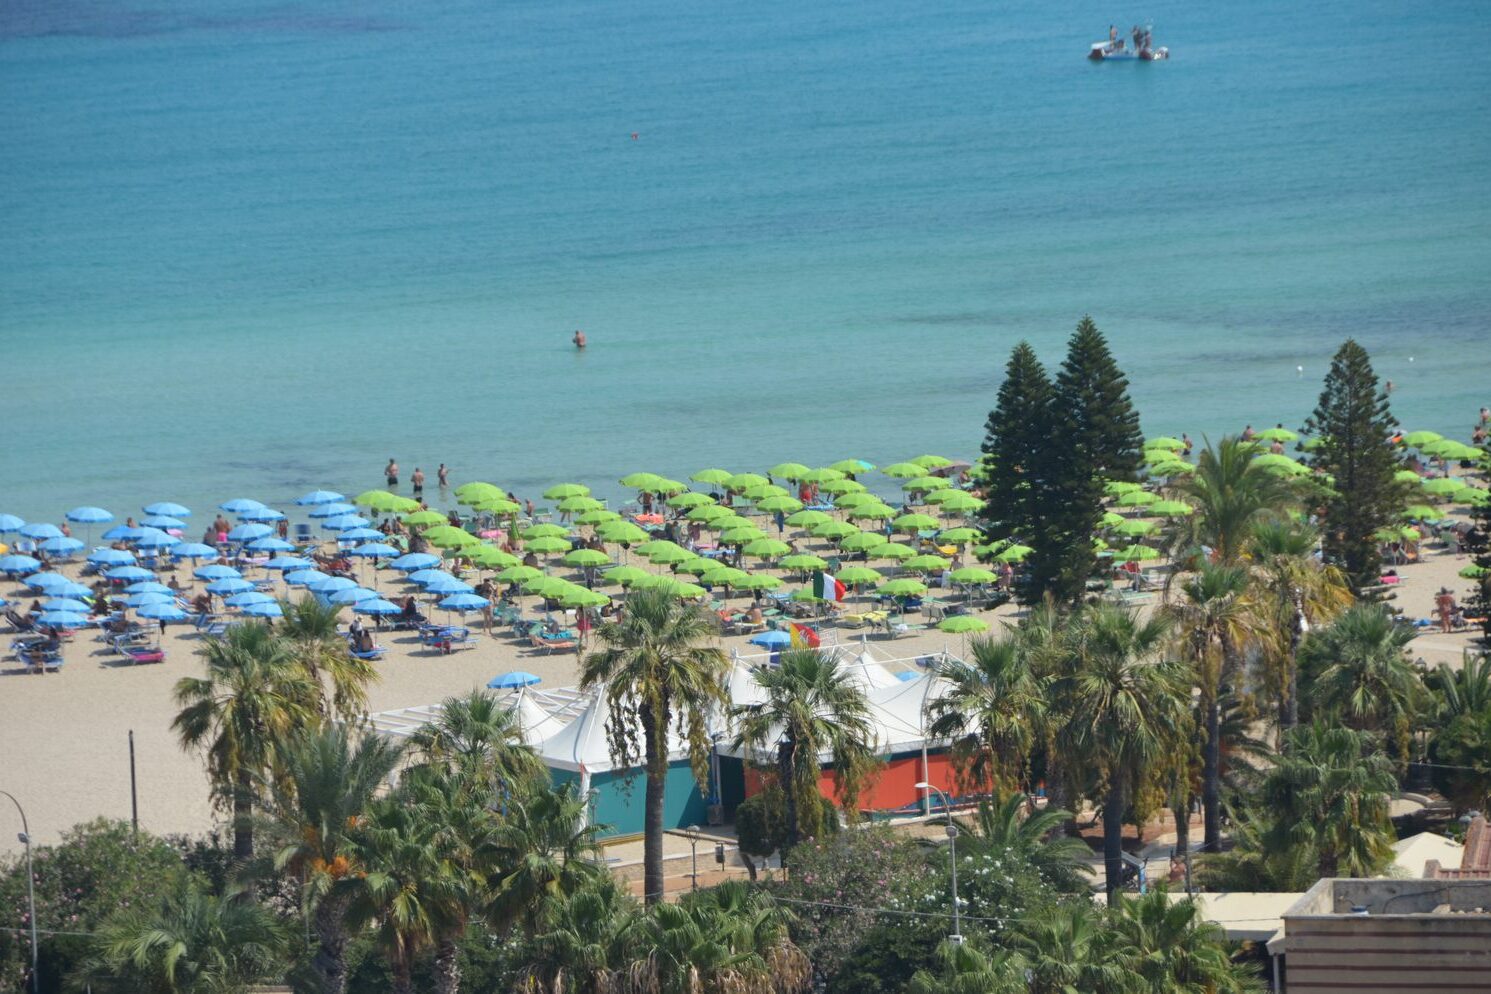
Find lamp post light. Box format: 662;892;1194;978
0;790;38;994
915;781;962;944
687;825;701;890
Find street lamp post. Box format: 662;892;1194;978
0;790;38;994
915;781;962;944
687;825;701;890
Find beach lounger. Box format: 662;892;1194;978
528;633;577;654
18;646;62;673
123;645;165;665
5;610;35;633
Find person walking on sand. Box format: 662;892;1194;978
385;458;399;488
411;467;425;498
437;463;449;488
572;329;587;349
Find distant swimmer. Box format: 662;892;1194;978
631;132;639;140
572;329;587;349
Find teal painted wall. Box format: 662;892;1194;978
550;762;709;838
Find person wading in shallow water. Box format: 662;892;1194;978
572;329;587;349
385;458;399;488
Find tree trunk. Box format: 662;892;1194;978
1103;774;1126;905
1202;691;1221;853
642;700;668;905
312;891;354;994
391;957;414;994
433;936;462;994
232;769;254;862
1283;596;1305;735
1172;800;1192;894
779;740;799;852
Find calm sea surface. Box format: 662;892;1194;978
3;0;1489;522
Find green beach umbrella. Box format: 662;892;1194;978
837;565;884;586
780;553;829;572
726;473;769;491
932;491;983;513
666;491;713;508
699;565;750;588
1101;511;1126;528
881;462;924;478
1115;544;1160;562
741;483;789;500
653;479;689;495
524;536;572;555
523;575;571;598
1401;431;1443;448
461;545;519;569
562;548;611;568
1420;438;1458;457
496;564;542;584
769;462;812;480
1459;565;1490;579
618;472;664;489
649;545;700;566
902;476;951;493
1251;453;1308;475
674;557;717;576
743;538;791;559
937;527;981;544
559;588;610;609
632;537;683;557
687;504;735;523
601;565;652;587
911;454;952;469
1114;519;1160;538
523;523;570;539
1422;477;1465;496
785;509;832;528
1298;437;1325;451
667;581;708;600
892;513;939;532
992;544;1033;563
832;492;879;510
1149;460;1195;476
838;531;889;553
542;484;591;500
871;542;917;562
1103;481;1144;496
1148;500;1195;517
576;509;621;526
454;481;504;502
557;495;603;513
949;566;997;585
829;459;875;475
904;554;951;572
705;514;751;532
756;495;804;513
1455;486;1490;506
736;574;782;591
877;578;928;597
402;510;446;528
596;521;649;544
719;525;767;545
1441;442;1482;461
789;589;828;603
818;478;867;495
692;468;733;485
1117;490;1159;508
1253;427;1297;442
472;497;521;516
812;520;858;540
799;467;845;484
423;525;479;549
1401;504;1443;521
938;616;989;634
1144;437;1185;451
1394;469;1424;484
847;503;896;521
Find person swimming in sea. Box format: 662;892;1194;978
572;329;587;349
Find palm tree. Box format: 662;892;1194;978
1300;604;1424;762
1427;651;1491;723
733;649;877;849
580;588;729;904
173;622;319;860
1168;436;1301;566
277;596;379;720
1056;605;1190;902
1426;654;1491;811
266;725;405;994
513;876;642;994
344;796;441;994
1261;722;1396;878
927;633;1048;796
408;689;547;797
956;792;1091;892
638;881;811;994
75;876;287;994
907;940;1023;994
1247;520;1352;737
487;782;606;936
1164;563;1254;853
1009;903;1130;994
1199;803;1320;893
1108;888;1261;993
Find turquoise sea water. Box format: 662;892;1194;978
3;0;1489;523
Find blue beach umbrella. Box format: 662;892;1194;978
0;554;42;574
354;598;401;616
225;591;275;608
141;515;186;530
143;502;191;517
440;593;489;611
337;528;383;543
25;572;73;591
308;576;357;593
19;523;62;541
296;490;346;506
138;603;188;621
219;498;266;513
487;671;541;689
0;514;25;533
194;564;241;581
241;601;283;618
40;537;85;555
171;542;218;560
50;581;93;598
329;586;378;605
308;502;358;518
106;565;154;581
102;525;145;542
227;523;272;543
264;556;313;572
88;548;136;566
350;542;400;558
424;576;474;595
409;569;454;586
134;530;180;550
237;507;285;522
390;553;441;571
126;581;173;595
246;537;294;552
206;578;255;595
284;569;330;587
127;591;175;608
66;507;113;524
321;515;369;531
43;598;91;613
749;630;792;648
37;610;87;628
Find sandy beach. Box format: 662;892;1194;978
1;474;1483;858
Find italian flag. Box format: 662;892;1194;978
813;570;847;602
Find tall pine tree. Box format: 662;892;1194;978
979;342;1054;554
1302;339;1405;593
1464;443;1491;638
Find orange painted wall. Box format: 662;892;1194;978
742;750;968;814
